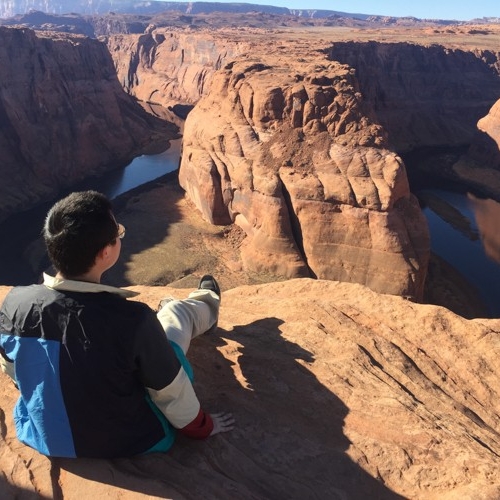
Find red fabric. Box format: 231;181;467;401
179;409;214;439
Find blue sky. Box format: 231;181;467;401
214;1;498;21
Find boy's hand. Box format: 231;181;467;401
210;412;235;435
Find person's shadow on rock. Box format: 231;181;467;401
186;317;406;499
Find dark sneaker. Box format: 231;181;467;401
198;275;220;334
198;275;221;301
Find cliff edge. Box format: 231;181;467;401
1;280;499;499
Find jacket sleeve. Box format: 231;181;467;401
134;307;214;439
147;371;214;438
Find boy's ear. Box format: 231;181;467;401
96;244;111;262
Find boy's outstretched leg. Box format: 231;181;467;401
157;275;221;353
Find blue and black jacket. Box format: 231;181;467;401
0;276;213;458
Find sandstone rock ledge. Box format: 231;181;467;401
1;280;500;500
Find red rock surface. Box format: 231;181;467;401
1;280;500;499
106;30;249;106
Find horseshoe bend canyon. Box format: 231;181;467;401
2;6;500;500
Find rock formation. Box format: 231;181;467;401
178;52;430;299
6;22;500;298
326;42;500;153
0;26;176;222
449;97;500;199
1;280;500;499
105;30;249;106
105;25;500;300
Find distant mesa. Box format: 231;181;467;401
0;0;473;24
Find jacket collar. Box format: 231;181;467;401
43;273;139;298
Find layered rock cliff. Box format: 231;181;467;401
1;280;500;499
326;42;500;153
105;30;249;106
178;47;429;299
0;26;175;222
4;24;500;300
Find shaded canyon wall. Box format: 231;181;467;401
326;42;500;153
0;26;175;222
326;42;500;200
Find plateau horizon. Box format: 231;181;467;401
213;0;499;22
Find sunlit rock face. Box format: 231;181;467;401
105;30;248;107
0;26;173;222
2;279;500;499
179;56;430;300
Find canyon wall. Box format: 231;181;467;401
105;30;249;106
326;42;500;153
4;24;500;299
325;42;500;199
179;55;430;299
0;26;175;222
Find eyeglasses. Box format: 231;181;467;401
117;223;126;239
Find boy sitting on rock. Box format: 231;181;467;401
0;190;233;458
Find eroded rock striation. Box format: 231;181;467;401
179;52;430;299
1;280;500;499
0;26;175;222
106;30;249;107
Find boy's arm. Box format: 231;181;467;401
147;374;234;437
135;310;217;438
146;369;215;438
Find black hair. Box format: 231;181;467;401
43;191;119;277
